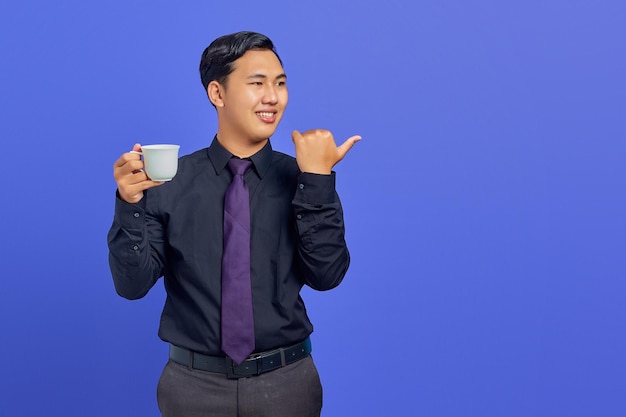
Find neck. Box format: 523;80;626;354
216;129;268;159
217;136;268;158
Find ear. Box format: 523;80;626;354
207;80;225;107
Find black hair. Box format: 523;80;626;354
199;31;282;90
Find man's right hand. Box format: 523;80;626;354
113;143;164;204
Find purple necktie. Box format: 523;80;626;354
221;158;255;364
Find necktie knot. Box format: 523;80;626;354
228;158;252;176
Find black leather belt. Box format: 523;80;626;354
169;338;312;379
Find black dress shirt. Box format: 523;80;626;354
107;137;350;355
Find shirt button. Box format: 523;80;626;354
132;245;139;251
297;214;302;220
299;184;304;190
133;212;140;218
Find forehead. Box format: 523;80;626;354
231;49;284;77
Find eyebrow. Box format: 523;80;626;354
247;73;287;80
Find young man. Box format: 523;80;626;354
108;31;360;417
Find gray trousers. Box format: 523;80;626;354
157;355;323;417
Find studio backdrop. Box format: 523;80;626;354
0;1;624;416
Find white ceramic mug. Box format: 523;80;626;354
132;144;180;181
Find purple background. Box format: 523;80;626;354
1;1;624;416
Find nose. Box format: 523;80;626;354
262;84;278;105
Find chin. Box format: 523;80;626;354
254;128;278;140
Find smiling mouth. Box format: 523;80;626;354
256;111;277;122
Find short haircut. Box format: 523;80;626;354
199;31;283;90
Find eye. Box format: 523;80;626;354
276;81;286;87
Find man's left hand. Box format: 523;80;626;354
292;129;361;175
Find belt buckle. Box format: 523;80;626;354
226;356;260;379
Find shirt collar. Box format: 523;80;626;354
207;135;273;178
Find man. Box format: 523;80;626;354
108;31;360;417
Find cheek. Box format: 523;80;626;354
230;88;259;108
248;89;262;101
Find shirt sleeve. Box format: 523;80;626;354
107;191;166;299
292;172;351;291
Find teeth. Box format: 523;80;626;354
257;112;274;118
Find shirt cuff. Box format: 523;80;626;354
114;191;147;229
294;172;336;205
